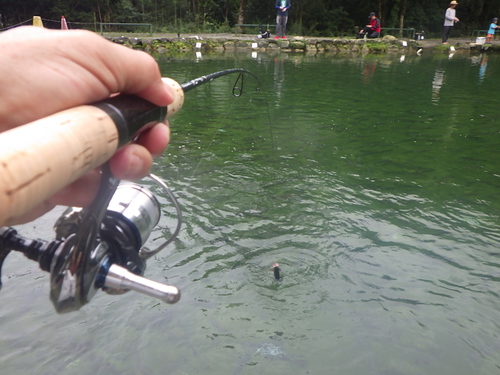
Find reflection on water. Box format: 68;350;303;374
273;57;285;106
2;51;500;375
361;61;377;84
432;67;445;104
479;54;488;82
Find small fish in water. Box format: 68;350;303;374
271;262;283;281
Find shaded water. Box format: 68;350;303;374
2;51;500;374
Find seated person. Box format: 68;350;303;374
359;12;381;38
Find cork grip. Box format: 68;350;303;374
0;77;184;227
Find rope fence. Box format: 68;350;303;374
0;17;153;35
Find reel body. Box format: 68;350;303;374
0;175;181;313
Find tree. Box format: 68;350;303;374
236;0;247;33
1;0;499;37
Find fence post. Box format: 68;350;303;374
33;16;44;27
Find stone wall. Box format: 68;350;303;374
106;34;500;55
106;35;423;54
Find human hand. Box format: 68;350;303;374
0;27;174;224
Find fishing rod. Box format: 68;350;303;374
0;68;255;227
0;68;256;313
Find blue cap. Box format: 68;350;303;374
493;17;498;22
369;12;376;17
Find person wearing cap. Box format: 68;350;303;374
359;12;381;38
486;17;499;43
442;1;459;44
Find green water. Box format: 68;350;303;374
2;51;500;375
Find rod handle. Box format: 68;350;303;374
0;78;184;227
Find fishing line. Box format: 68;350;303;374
189;69;274;178
185;69;277;278
191;90;239;178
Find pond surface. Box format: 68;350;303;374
2;50;500;375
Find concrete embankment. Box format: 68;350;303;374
104;33;500;55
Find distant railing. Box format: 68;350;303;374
235;24;276;34
471;30;488;37
354;27;416;39
98;23;153;35
380;28;415;39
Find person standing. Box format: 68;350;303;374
275;0;291;40
486;17;499;43
442;1;459;44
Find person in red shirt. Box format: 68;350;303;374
359;12;381;38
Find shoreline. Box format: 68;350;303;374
101;32;500;55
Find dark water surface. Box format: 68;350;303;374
2;51;500;375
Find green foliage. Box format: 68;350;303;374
1;0;499;37
115;0;143;23
432;44;453;52
365;42;388;52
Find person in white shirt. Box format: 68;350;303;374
442;0;459;44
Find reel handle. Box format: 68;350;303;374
104;264;180;304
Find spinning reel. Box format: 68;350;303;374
0;68;259;313
0;167;182;313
